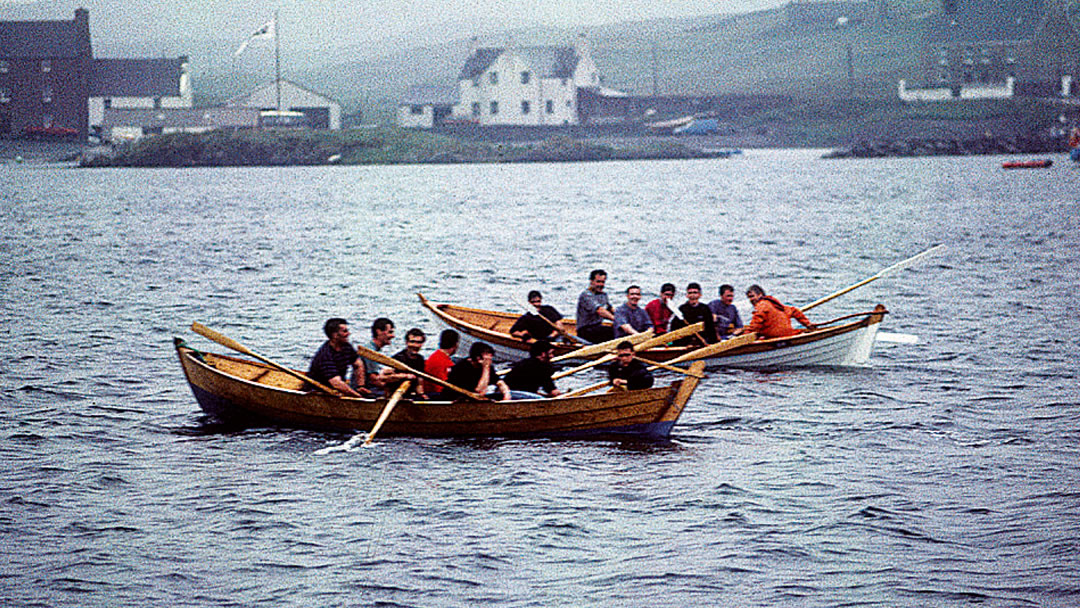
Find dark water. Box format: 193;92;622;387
2;151;1078;607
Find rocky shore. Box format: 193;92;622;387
77;128;729;168
824;132;1069;158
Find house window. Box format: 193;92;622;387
520;71;530;84
410;105;424;115
473;79;479;87
546;100;554;114
472;102;480;117
42;86;52;103
521;100;530;114
42;60;51;73
42;114;53;128
489;72;499;85
0;60;9;73
0;88;10;103
104;98;112;109
154;97;162;109
561;78;568;86
490;100;498;115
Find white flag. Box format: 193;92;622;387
234;19;275;56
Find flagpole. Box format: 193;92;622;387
274;9;281;112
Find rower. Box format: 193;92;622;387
735;284;817;339
607;341;654;390
510;290;566;341
503;339;562;398
613;285;653;338
307;318;368;397
707;284;744;340
576;269;615;343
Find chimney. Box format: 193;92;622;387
574;33;591;59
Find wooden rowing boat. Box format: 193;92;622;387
418;293;888;369
175;340;705;439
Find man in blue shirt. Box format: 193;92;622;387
613;285;653;338
308;318;368;397
707;284;744;340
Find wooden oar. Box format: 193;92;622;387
363;381;411;446
550;328;654;363
551;322;704;380
631;355;704;378
656;332;757;366
801;244;945;312
191;322;337;395
353;342;484;401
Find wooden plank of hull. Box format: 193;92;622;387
420;294;888;369
177;346;691;439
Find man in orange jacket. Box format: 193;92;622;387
735;284;817;339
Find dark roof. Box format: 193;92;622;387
92;58;185;97
0;12;90;59
401;85;459;106
930;0;1045;44
458;46;581;80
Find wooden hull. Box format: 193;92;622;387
176;344;702;439
418;294;886;369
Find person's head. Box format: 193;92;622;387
719;284;735;305
615;340;634;364
625;285;642;307
660;283;676;300
588;269;607;292
324;318;350;341
469;341;495;365
438;329;460;351
530;339;554;361
746;284;765;305
371;317;395;346
686;282;702;303
527;290;543;309
404;328;426;354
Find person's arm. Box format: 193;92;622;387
509;315;531;340
329;375;363;397
789;306;817;330
495;379;511;401
735;305;764;335
597;305;615;321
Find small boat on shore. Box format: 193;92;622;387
418;294;887;369
176;339;705;440
1002;159;1052;169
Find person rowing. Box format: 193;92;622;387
576;269;615;343
503;339;561;398
734;284;817;339
510;290;567;342
613;285;653;338
307;318;369;397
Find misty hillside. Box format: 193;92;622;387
279;1;939;121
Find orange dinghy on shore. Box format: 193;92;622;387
1002;159;1053;169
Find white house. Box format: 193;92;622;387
398;85;459;128
89;57;193;136
451;36;602;126
227;79;341;130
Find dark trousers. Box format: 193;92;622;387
577;324;614;344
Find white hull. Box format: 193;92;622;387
427;310;882;370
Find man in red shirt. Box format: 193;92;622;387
424;329;459;396
735;284;817;339
645;283;676;334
